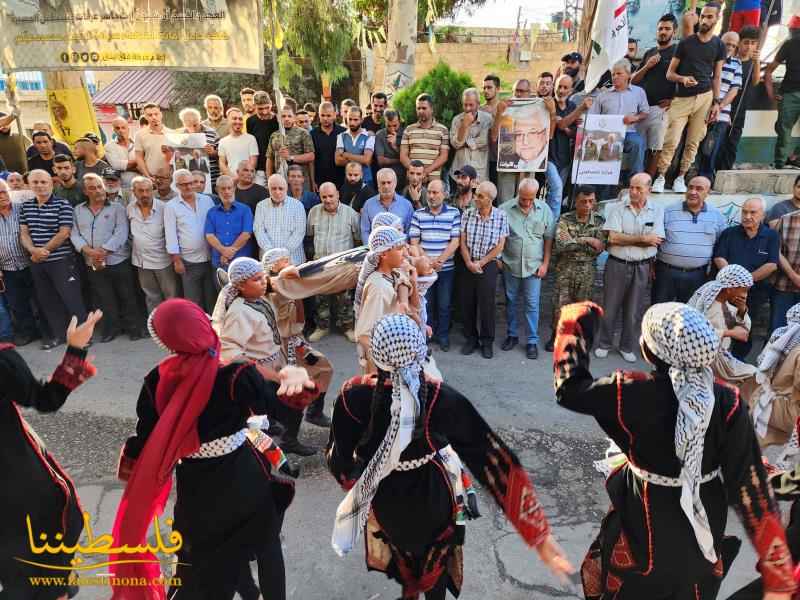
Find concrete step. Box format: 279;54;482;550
714;169;800;195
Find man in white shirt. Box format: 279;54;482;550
164;169;216;311
253;174;307;266
104;117;137;190
218;108;259;177
450;87;493;183
127;176;178;313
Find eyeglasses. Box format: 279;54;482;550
513;128;547;142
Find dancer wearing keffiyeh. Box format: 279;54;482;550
354;226;412;372
745;303;800;464
327;314;573;599
554;301;796;599
111;299;315;600
687;264;758;384
0;311;100;600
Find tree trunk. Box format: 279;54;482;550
383;0;418;96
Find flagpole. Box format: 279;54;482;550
268;0;287;178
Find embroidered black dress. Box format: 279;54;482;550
553;306;796;599
0;344;95;600
326;375;551;599
119;362;299;599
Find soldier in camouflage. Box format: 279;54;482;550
545;185;606;352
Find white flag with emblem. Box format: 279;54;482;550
584;0;629;93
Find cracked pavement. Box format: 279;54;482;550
15;300;762;599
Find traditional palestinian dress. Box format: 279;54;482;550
727;465;800;599
327;315;551;599
110;299;314;600
553;301;796;599
0;344;95;600
747;303;800;463
687;264;757;384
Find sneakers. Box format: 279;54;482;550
307;328;329;343
621;351;637;363
594;347;609;358
343;328;357;343
672;175;687;193
652;175;666;193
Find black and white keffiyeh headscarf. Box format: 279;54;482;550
687;264;753;315
354;226;406;320
755;303;800;444
640;302;721;564
221;257;264;309
332;314;426;556
371;211;403;231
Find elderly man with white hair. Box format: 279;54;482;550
71;173;143;342
499;178;555;360
164;168;216;312
713;196;780;358
253;173;307;266
359;167;414;242
127;176;179;313
460;180;508;359
178;106;220;187
587;58;649;196
450;87;493;183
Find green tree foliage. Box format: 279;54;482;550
352;0;486;31
284;0;355;83
391;61;474;128
173;53;321;108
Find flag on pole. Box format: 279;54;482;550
584;0;629;93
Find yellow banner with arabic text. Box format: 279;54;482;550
45;72;103;152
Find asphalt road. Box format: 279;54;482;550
15;294;763;600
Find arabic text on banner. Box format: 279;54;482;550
1;0;264;73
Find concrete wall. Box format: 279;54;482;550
367;34;574;98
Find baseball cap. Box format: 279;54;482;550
562;51;583;63
453;165;478;179
102;167;120;180
84;132;100;144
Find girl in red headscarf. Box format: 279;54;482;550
110;298;315;600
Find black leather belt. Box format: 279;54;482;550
657;260;707;273
607;255;653;266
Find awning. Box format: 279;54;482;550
91;70;176;109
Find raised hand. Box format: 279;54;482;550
66;310;103;349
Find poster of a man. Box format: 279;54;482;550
497;98;549;172
571;114;627;185
164;132;212;193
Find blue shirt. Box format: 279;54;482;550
203;201;254;266
360;193;414;243
408;205;462;271
298;191;321;214
657;201;727;269
713;223;780;291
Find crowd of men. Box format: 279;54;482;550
0;2;799;362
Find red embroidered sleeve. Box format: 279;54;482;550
50;346;97;391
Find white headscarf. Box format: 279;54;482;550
687;264;754;315
332;314;426;556
755;303;800;444
354;226;406;320
371;211;403;231
640;302;721;564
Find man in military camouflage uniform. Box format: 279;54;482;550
545;185;605;352
267;104;315;190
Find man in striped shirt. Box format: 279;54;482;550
409;179;461;352
399;94;450;183
698;31;742;185
18;170;87;350
0;179;38;345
